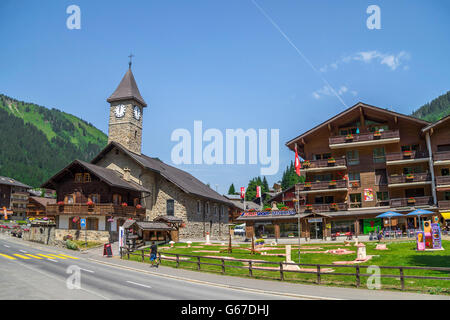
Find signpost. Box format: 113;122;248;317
80;218;87;248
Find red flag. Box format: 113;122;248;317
295;144;301;176
256;186;261;198
240;187;245;199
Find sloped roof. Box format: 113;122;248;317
286;102;430;149
107;68;147;107
136;221;172;231
41;159;150;193
421;114;450;133
0;176;31;189
91;142;233;206
29;196;56;207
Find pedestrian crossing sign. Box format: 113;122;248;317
80;218;86;228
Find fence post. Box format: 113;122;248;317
400;267;405;291
158;252;161;265
120;247;122;259
316;265;321;284
197;256;201;271
249;261;253;277
176;254;180;268
141;249;144;262
221;259;225;274
356;265;360;288
280;262;284;281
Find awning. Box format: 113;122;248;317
441;212;450;220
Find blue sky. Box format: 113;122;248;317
1;0;449;194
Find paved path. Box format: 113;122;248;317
0;234;448;300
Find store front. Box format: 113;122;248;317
308;218;323;239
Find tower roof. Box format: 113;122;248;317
107;68;147;107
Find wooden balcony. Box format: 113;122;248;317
386;151;429;165
296;179;348;193
434;151;450;164
387;173;432;187
301;158;347;173
436;175;450;186
438;200;450;209
299;202;348;213
329;130;400;149
46;203;146;217
389;196;433;208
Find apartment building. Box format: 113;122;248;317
239;102;449;240
0;176;31;220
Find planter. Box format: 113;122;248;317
407;198;416;205
305;205;313;212
329;180;337;188
406;175;414;181
303;161;311;168
351;181;360;188
304;182;312;189
374;131;381;139
403;151;413;158
345;135;354;141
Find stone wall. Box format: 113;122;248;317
22;225;56;245
55;229;110;243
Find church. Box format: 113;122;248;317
42;64;232;242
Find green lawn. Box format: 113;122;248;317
122;240;450;295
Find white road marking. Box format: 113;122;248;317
4;245;10;248
47;259;58;262
126;281;152;289
20;250;27;253
81;268;95;273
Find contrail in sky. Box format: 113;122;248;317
251;0;348;108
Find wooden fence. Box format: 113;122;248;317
120;248;450;291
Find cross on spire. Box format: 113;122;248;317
128;53;134;69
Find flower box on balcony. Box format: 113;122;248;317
407;197;416;204
330;203;338;211
86;200;94;207
351;181;360;188
303;160;311;168
345;134;354;141
327;157;336;165
57;201;64;206
280;206;289;211
305;204;313;212
329;180;337;187
403;151;413;158
304;182;312;189
406;174;414;181
373;131;381;138
121;203;128;207
136;204;142;209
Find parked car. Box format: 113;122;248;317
10;226;22;238
233;224;246;236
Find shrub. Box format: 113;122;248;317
66;240;79;250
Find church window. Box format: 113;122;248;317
166;199;174;216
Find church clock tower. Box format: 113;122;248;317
107;64;147;154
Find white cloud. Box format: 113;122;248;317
313;85;355;100
320;50;410;72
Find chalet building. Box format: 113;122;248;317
0;176;31;220
41;64;232;241
224;194;261;222
239;102;450;240
26;196;56;222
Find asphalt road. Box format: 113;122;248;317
0;237;298;300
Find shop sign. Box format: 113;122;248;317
308;218;323;223
241;210;296;217
364;188;374;201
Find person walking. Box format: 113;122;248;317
150;241;159;268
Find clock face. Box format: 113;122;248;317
114;104;126;118
133;105;141;120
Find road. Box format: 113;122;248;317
0;236;298;300
0;235;448;300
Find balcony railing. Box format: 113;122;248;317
329;130;400;146
47;203;146;216
438;200;450;209
387;173;431;185
436;175;450;186
299;203;348;213
389;196;433;207
386;151;429;162
301;158;346;170
434;151;450;161
296;179;348;192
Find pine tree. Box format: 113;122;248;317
228;183;236;195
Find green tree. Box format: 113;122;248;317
228;183;236;195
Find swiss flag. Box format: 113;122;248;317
256;186;261;198
240;187;245;199
295;144;301;176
